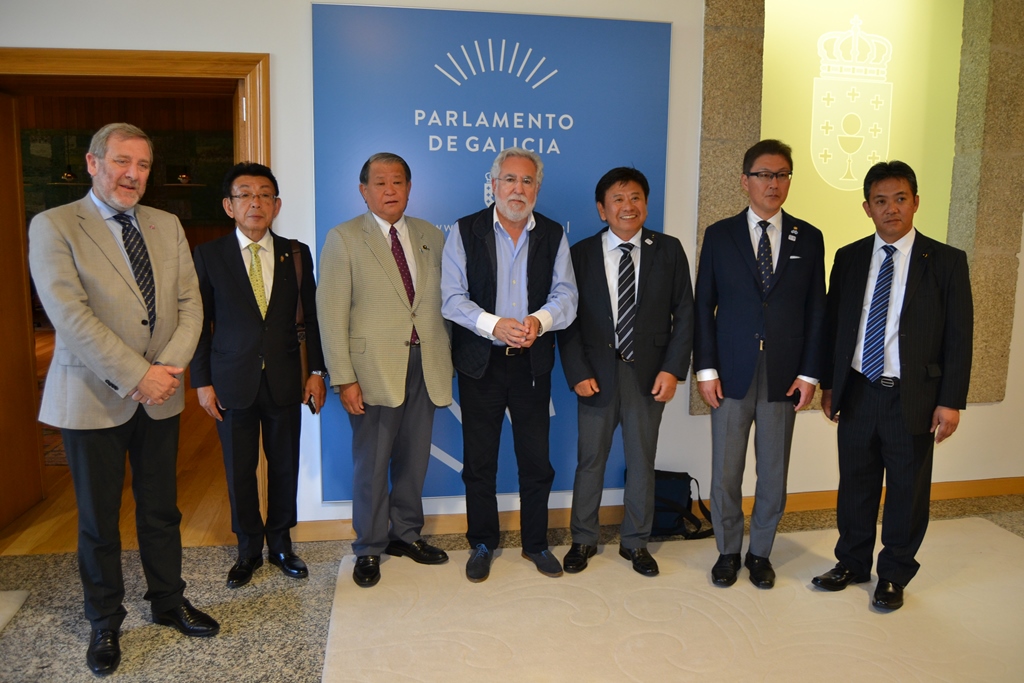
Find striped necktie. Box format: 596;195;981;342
862;244;897;382
616;243;636;361
112;213;155;334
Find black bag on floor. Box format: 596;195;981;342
651;470;714;539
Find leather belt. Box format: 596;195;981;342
856;370;899;388
495;345;527;356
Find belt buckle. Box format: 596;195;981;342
504;346;518;356
880;377;895;388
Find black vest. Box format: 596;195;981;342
451;206;562;379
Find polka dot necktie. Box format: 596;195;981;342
248;243;268;318
756;220;773;295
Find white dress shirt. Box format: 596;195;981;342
852;228;916;379
236;227;275;305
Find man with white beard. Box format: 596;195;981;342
441;147;578;582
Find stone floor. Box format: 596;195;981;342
1;495;1021;682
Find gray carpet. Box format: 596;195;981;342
0;496;1021;682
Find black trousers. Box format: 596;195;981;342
217;371;301;558
63;406;185;630
835;372;935;586
458;348;554;553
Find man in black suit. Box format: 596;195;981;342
694;139;826;589
813;161;973;611
191;162;327;588
559;167;693;576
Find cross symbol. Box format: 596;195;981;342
869;123;882;138
847;86;860;102
867;150;881;164
822;92;835;107
821;120;834;135
819;148;833;164
871;94;884;109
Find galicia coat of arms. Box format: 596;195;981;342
811;16;893;191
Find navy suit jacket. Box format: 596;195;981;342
559;227;694;408
694;209;826;402
822;230;973;434
191;231;325;409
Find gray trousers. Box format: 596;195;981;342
570;360;666;549
710;352;795;558
349;346;437;556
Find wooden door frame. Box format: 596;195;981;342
0;47;270;165
0;48;270;526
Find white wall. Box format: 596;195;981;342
4;0;1020;523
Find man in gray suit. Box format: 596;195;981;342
29;123;219;677
318;152;453;588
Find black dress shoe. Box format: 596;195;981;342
86;629;120;676
268;552;309;578
153;599;220;637
563;543;597;573
744;552;776;589
619;545;659;576
872;579;905;611
226;555;263;588
385;538;449;565
353;555;381;587
466;544;492;582
711;553;741;586
812;562;871;592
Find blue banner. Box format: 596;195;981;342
312;4;672;502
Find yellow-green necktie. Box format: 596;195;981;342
248;243;268;318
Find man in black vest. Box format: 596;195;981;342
441;147;578;582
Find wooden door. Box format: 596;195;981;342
0;91;44;528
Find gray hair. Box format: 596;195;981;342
490;147;543;188
88;123;153;159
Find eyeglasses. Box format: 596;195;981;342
230;192;277;203
499;175;535;187
745;171;793;182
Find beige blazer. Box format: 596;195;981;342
317;211;453;408
28;196;203;429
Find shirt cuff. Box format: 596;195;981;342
528;309;554;336
475;311;501;340
696;368;719;382
797;375;818;385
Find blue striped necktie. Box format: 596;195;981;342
616;243;636;361
862;244;897;381
113;213;156;334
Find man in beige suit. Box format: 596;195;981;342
318;152;453;588
29;123;219;676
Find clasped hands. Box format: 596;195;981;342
493;315;541;348
131;364;182;406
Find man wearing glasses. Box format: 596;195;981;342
191;162;327;589
694;139;826;589
442;147;578;582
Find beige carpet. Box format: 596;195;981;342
0;591;29;635
322;518;1024;682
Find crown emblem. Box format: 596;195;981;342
817;15;892;81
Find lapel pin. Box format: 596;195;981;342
422;244;430;251
645;238;653;245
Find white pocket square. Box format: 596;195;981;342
790;254;802;259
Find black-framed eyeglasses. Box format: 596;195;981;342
744;171;793;182
230;192;277;203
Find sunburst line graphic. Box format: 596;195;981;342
433;38;558;88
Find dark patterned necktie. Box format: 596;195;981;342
390;226;418;344
756;220;773;294
862;244;897;382
113;213;155;334
616;243;636;361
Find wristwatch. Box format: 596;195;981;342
310;370;327;377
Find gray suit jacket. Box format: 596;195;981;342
317;211;453;408
29;195;203;429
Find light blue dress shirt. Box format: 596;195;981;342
441;208;578;343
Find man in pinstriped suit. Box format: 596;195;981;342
814;161;973;611
317;153;453;588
